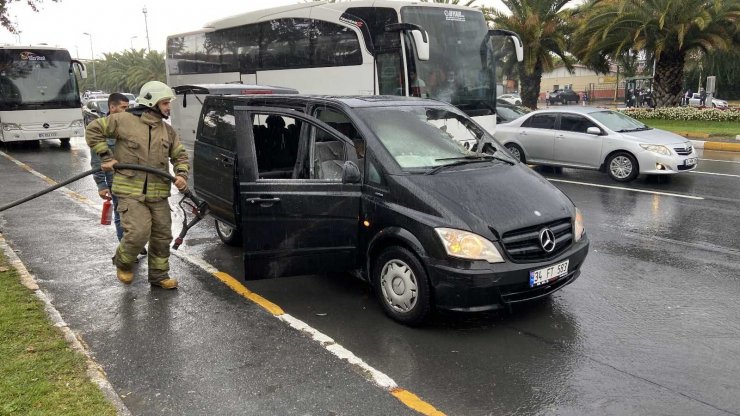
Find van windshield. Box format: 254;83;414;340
357;105;507;170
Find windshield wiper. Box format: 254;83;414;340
427;155;512;175
617;126;652;132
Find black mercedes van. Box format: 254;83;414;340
193;95;589;325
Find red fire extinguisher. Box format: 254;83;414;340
101;199;113;225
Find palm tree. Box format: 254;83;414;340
572;0;740;106
483;0;575;109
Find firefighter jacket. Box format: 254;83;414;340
86;109;189;202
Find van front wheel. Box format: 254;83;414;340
372;246;431;326
215;219;242;246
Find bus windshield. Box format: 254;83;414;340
401;7;493;116
0;49;81;111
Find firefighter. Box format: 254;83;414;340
86;81;189;289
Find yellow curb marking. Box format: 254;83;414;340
391;388;446;416
212;271;285;316
704;141;740;152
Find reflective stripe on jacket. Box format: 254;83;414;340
85;110;189;201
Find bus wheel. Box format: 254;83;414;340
215;219;242;246
372;246;431;326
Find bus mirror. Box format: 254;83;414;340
72;60;88;79
487;29;524;63
510;35;523;63
411;30;430;61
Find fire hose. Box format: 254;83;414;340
0;163;208;250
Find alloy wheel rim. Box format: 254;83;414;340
216;221;234;239
380;259;418;313
507;146;521;161
610;156;633;179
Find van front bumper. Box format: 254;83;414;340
427;236;589;312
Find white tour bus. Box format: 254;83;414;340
0;45;87;144
166;1;522;135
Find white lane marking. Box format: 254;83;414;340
690;171;740;178
1;152;406;402
547;178;705;200
699;158;740;164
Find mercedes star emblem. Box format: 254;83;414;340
539;228;556;253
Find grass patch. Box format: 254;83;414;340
637;119;740;137
0;249;116;416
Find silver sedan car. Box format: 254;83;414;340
494;107;698;182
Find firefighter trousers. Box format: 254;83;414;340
113;197;172;282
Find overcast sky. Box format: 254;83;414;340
0;0;507;59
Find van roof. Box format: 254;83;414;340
217;94;447;109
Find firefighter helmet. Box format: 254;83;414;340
136;81;176;108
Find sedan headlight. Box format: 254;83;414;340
574;208;585;242
639;144;671;156
435;228;504;263
1;122;21;131
70;119;84;128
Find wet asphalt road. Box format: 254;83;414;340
1;137;739;416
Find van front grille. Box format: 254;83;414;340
500;218;573;263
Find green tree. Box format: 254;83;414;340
0;0;58;32
572;0;740;106
483;0;575;109
78;49;165;94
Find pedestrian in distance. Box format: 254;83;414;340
86;81;190;289
699;87;707;106
89;93;128;242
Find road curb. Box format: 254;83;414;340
690;140;740;152
0;234;132;416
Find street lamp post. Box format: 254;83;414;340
142;7;151;52
130;35;138;50
82;32;97;90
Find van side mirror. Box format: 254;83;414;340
586;127;601;135
341;161;362;184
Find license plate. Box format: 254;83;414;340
38;132;57;138
529;260;569;287
684;157;697;166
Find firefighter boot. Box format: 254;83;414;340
150;278;178;289
116;268;134;284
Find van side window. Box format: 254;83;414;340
200;101;236;150
522;114;556;130
253;114;301;179
559;114;598;134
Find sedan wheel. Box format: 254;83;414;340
373;246;431;325
607;152;639;182
504;143;525;163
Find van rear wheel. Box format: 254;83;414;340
215;219;242;246
372;246;431;326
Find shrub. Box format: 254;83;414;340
618;107;740;122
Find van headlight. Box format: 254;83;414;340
639;144;671;156
574;208;585;242
70;119;84;127
435;228;504;263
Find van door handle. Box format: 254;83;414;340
217;156;234;167
246;197;281;205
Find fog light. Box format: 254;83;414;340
656;163;665;170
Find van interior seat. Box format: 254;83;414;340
315;140;345;180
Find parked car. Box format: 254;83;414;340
192;95;589;325
82;99;109;125
497;93;522;106
495;107;698;182
123;93;137;107
496;103;530;124
688;93;728;108
548;89;580;105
